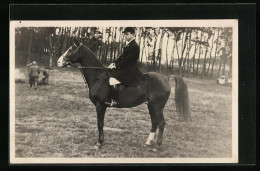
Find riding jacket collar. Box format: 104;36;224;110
125;38;135;47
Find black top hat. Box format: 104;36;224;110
123;27;135;34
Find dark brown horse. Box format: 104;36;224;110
57;40;191;149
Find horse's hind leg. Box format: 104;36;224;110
146;103;166;146
157;113;165;146
145;103;158;146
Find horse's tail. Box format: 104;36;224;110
174;76;191;122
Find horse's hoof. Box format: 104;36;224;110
93;145;99;150
93;142;102;150
145;140;156;147
156;140;162;146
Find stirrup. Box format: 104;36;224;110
104;100;118;107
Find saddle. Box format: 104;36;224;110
108;74;149;106
108;73;148;91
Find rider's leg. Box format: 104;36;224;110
104;77;121;107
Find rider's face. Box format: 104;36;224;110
124;32;134;41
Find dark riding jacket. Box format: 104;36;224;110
28;64;40;77
112;40;142;86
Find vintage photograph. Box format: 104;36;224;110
10;20;238;164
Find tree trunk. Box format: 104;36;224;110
152;36;157;71
158;30;165;73
222;54;227;75
165;33;170;74
201;34;210;79
192;40;199;76
206;29;216;77
217;58;222;78
196;31;203;75
187;43;193;77
211;28;220;78
182;32;192;76
171;44;175;74
179;30;188;76
140;35;146;69
67;27;71;49
173;32;180;71
117;28;122;56
61;28;68;54
110;27;114;62
201;48;208;79
229;55;232;77
113;27;117;61
26;29;33;64
48;34;53;69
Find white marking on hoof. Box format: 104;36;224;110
152;148;157;152
93;142;102;150
93;145;99;150
145;132;156;146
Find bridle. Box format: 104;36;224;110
65;43;107;70
64;43;82;66
62;42;112;85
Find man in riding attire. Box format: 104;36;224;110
105;27;143;107
28;61;40;90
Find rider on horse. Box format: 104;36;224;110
105;27;143;107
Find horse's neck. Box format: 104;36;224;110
79;46;105;87
81;68;105;85
80;46;104;68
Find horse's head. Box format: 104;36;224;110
57;40;82;67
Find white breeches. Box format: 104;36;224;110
109;77;121;85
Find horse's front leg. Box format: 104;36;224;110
94;103;106;149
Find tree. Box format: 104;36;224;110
210;28;221;78
191;29;200;76
206;28;216;77
26;28;33;64
195;30;203;76
221;27;232;77
201;28;213;79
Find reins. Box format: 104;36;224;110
64;43;112;85
67;63;109;70
67;63;111;85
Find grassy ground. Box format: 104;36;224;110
14;67;232;158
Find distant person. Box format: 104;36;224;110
26;62;33;71
28;61;40;90
40;67;49;85
26;62;32;67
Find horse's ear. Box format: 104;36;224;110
74;37;81;46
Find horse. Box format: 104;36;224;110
57;40;191;149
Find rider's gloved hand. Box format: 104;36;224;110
108;63;116;69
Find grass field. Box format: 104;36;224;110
14;67;232;158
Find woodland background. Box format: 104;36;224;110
15;27;232;79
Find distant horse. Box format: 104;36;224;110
57;40;191;149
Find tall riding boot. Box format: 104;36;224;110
104;84;119;107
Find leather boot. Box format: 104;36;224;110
104;84;119;107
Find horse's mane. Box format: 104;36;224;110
81;44;105;68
